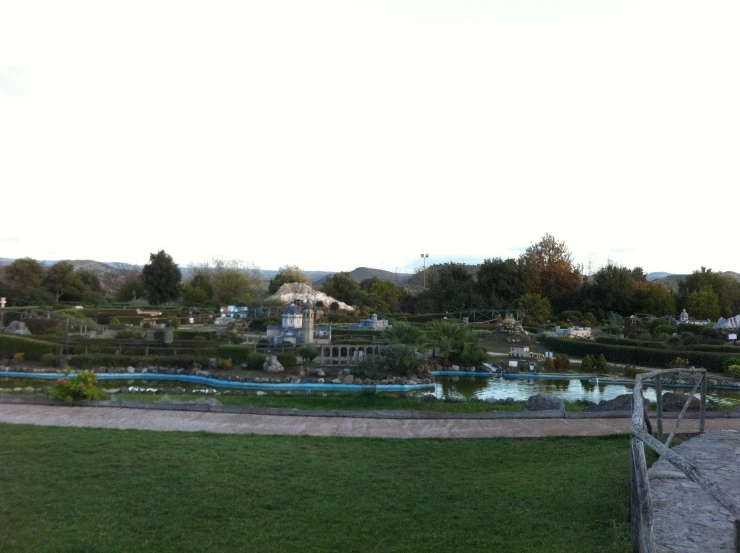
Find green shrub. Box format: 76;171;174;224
246;352;267;370
668;357;690;368
727;365;740;378
43;327;66;336
219;358;233;369
192;336;207;341
553;355;570;371
724;357;740;373
544;357;555;371
381;344;419;376
109;317;122;327
596;354;608;372
41;353;58;367
580;354;595;373
624;364;644;378
48;368;107;404
298;345;318;362
357;360;381;380
217;345;253;362
276;352;297;368
0;335;61;360
677;323;704;335
13;352;25;362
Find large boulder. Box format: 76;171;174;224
584;394;648;413
660;392;717;412
263;355;285;373
523;394;564;412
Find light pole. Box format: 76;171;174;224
420;254;428;290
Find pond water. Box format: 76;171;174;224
435;375;740;408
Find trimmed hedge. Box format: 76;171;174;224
217;345;253;362
544;337;732;372
69;354;209;370
0;334;61;360
330;328;384;337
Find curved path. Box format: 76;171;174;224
1;404;739;438
649;429;740;552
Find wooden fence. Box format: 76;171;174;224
629;367;740;552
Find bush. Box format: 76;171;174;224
624;364;644;378
13;352;24;362
553;355;570;371
109;317;122;327
668;357;690;368
677;323;704;335
48;368;107;404
41;353;58;367
219;358;233;369
727;365;740;378
298;346;318;362
596;354;608;372
246;352;267;370
381;344;419;376
724;357;740;373
0;334;61;360
217;345;253;363
276;352;297;368
357;360;381;380
544;357;555;371
580;354;595;373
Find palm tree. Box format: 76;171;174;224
383;322;427;349
426;319;469;364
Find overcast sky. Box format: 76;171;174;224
1;0;738;275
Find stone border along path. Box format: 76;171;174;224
1;403;739;438
649;429;740;553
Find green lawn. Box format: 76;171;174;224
0;424;630;553
112;393;593;412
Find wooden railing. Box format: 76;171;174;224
629;367;740;552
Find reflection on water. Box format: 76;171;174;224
435;375;740;407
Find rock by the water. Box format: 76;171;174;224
208;358;218;369
316;369;326;377
343;374;354;384
256;391;267;396
661;392;718;412
584;393;647;413
126;366;135;374
523;394;564;411
22;387;35;393
263;356;284;373
450;365;460;371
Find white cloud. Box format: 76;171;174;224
0;0;738;273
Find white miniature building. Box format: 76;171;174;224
555;326;592;339
510;346;530;358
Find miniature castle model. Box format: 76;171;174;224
266;302;331;345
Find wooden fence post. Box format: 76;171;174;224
700;372;707;434
655;375;663;441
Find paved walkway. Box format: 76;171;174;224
649;429;740;553
1;404;739;438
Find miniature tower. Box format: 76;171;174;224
301;304;315;344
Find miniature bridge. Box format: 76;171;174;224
629;368;740;552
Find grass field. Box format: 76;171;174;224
0;424;630;553
112;393;594;412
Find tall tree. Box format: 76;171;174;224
591;264;637;315
370;280;405;312
3;258;45;300
516;293;551;323
475;257;530;308
77;269;104;294
679;267;740;318
520;234;581;302
44;262;86;301
141;250;182;304
420;263;482;312
634;282;676;316
115;277;146;302
322;272;359;304
686;286;721;320
268;265;310;294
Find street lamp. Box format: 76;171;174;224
420;254;429;290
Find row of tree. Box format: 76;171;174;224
2;235;739;323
